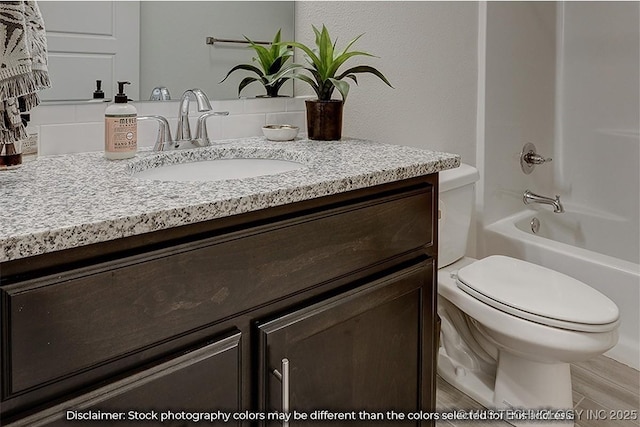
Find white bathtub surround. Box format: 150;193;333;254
28;97;307;156
485;210;640;371
0;138;459;262
478;2;640;372
479;2;557;227
556;2;640;227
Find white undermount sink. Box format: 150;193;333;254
133;158;306;182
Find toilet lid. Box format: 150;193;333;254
455;255;619;332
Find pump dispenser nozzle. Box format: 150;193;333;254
93;80;105;99
115;81;131;103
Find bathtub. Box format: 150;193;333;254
484;208;640;370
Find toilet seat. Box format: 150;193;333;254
456;255;620;333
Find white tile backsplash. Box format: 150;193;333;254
285;97;307;112
218;114;267;140
40;123;104;155
30;104;76;125
242;97;288;114
74;102;113;123
209;99;245;115
265;112;306;130
31;97;307;155
135;101;179;118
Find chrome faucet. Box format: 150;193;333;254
523;190;564;213
175;89;212;143
138;89;228;151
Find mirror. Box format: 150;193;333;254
38;1;295;103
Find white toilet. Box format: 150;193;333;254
437;164;619;424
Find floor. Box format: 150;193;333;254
436;355;640;427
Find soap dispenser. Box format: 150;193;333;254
93;80;105;100
104;81;137;160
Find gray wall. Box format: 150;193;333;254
294;2;478;164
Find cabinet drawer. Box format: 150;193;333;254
6;333;241;427
2;184;433;394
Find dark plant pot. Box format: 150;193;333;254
305;99;343;141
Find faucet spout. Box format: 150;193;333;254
523;190;564;213
175;89;212;142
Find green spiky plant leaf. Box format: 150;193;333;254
220;29;293;97
270;25;392;102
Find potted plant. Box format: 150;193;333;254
272;25;392;140
220;29;293;97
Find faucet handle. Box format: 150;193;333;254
524;152;552;165
520;142;552;174
137;115;173;151
195;111;229;146
149;86;171;101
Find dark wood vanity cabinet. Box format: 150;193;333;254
8;333;242;427
258;261;433;425
0;174;438;426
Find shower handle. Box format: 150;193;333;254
520;142;552;174
524;152;552;165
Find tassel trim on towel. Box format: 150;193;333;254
0;69;50;102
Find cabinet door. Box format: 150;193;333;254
7;333;241;427
257;260;435;427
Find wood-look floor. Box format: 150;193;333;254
436;355;640;427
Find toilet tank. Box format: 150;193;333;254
438;163;480;268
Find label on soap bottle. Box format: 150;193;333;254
105;114;137;153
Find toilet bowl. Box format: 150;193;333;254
437;165;620;426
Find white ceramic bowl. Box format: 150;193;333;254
262;124;299;141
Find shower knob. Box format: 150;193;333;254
520;142;552;174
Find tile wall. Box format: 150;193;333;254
30;97;307;155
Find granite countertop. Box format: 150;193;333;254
0;137;460;262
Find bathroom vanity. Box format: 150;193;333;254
0;137;458;425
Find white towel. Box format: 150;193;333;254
0;1;50;145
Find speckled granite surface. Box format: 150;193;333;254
0;137;459;262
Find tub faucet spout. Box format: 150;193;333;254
523;190;564;213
